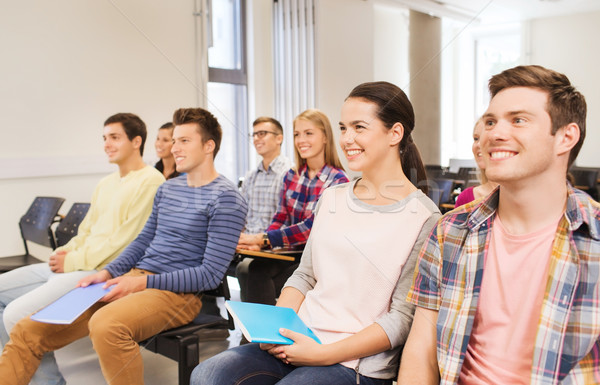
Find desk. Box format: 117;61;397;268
235;248;302;262
440;203;455;211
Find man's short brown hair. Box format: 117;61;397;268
172;108;222;157
252;117;284;135
488;65;586;168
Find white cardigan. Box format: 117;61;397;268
285;180;440;379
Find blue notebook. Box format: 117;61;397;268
225;300;321;345
30;283;113;325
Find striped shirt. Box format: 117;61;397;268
408;185;600;384
241;154;292;234
104;175;247;293
266;164;348;247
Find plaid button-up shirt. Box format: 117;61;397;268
241;155;292;234
266;164;348;248
408;185;600;384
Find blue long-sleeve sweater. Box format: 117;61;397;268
104;175;247;293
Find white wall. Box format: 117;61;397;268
314;0;374;147
246;0;276;170
315;0;414;177
528;11;600;167
315;0;374;105
373;3;410;88
3;2;599;257
0;0;200;256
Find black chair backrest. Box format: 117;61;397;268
427;188;442;207
570;168;598;187
55;203;91;247
425;164;449;180
456;167;478;186
431;178;455;205
193;277;234;329
569;167;599;201
19;197;65;250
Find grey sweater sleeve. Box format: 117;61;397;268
374;212;441;348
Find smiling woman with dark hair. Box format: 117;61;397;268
154;122;180;180
192;82;440;385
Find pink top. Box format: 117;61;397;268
459;215;559;384
455;186;475;207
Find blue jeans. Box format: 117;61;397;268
191;344;393;385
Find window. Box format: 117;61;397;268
441;19;522;164
206;0;248;181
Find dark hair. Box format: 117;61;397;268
489;65;586;168
172;108;222;157
253;117;284;135
346;81;427;193
103;113;147;156
154;159;180;180
159;122;174;130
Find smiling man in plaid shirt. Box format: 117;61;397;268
398;65;600;384
240;117;292;235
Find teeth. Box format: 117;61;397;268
491;151;515;159
347;149;362;156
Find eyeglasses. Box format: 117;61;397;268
250;130;278;139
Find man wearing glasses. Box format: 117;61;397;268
236;117;292;301
240;117;292;235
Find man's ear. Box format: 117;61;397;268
556;123;580;156
204;139;216;154
276;133;283;146
132;136;142;150
390;122;404;147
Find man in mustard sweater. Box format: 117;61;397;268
0;113;164;385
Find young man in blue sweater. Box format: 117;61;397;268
0;108;248;385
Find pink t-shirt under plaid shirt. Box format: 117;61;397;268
459;215;560;384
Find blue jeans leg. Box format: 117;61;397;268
278;365;393;385
31;353;66;385
191;343;294;385
191;344;393;385
16;270;95;385
0;263;53;348
0;263;94;385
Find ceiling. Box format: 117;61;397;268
395;0;600;23
458;0;600;21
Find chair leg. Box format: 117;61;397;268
178;334;200;385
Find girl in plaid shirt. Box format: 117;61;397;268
237;109;349;305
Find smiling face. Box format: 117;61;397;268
155;128;174;160
103;122;140;165
253;121;282;158
171;123;212;174
472;120;486;171
293;119;327;163
339;97;396;173
481;86;558;184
